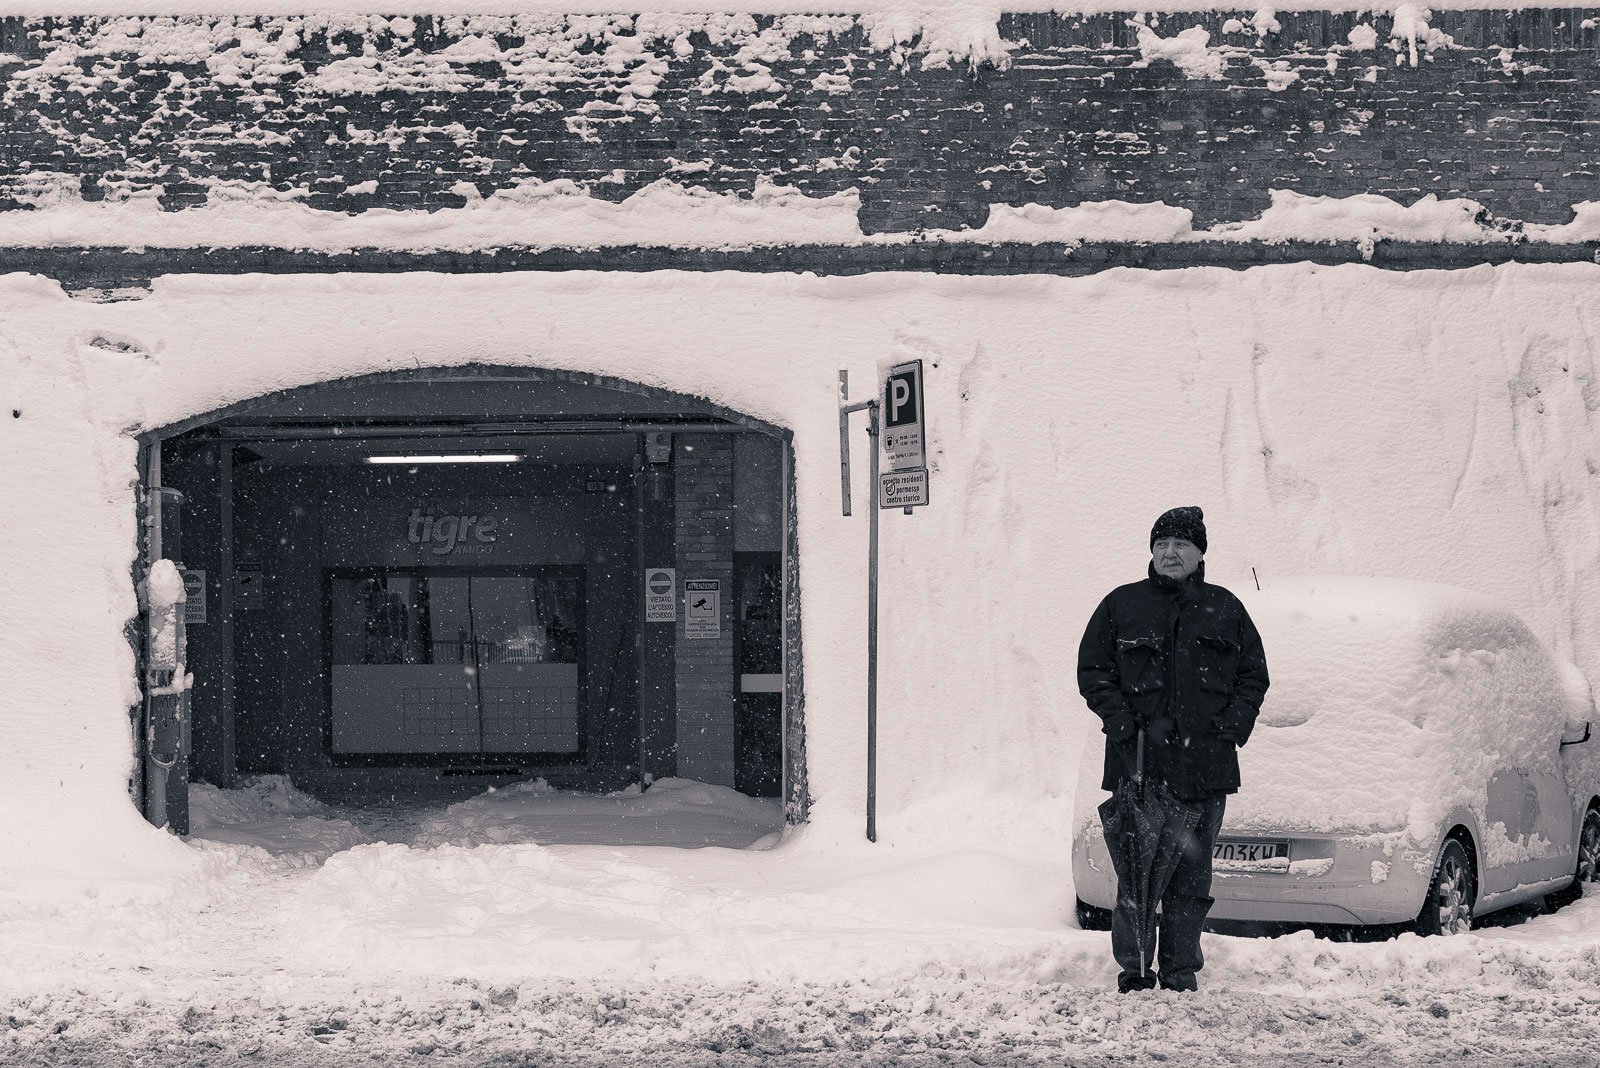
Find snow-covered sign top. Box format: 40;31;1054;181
1228;575;1592;840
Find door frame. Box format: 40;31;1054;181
134;366;807;819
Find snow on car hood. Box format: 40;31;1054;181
1226;576;1588;842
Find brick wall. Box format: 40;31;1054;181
674;434;736;787
1;10;1598;241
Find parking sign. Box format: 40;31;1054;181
882;360;925;472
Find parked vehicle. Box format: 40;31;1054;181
1073;577;1600;935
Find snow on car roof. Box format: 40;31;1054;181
1227;575;1583;839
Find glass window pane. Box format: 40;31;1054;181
424;577;472;665
472;576;581;664
330;575;431;665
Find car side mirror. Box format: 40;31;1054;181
1562;720;1592;747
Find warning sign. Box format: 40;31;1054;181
879;469;929;509
180;569;207;624
882;359;926;472
684;579;721;639
644;567;676;623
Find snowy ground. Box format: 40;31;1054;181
2;778;1598;1066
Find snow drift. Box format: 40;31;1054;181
4;262;1600;893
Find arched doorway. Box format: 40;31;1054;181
133;366;805;843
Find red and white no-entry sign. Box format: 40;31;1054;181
644;567;676;623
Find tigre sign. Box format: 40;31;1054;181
407;507;500;556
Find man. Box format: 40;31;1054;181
1077;506;1269;993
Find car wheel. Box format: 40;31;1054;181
1076;897;1113;931
1578;807;1600;886
1547;806;1600;912
1414;838;1475;937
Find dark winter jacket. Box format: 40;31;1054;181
1077;562;1269;800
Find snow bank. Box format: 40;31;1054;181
1215;190;1507;254
1;0;1592;19
2;181;1583;251
0;176;868;252
958;200;1195;244
188;776;368;863
409;776;783;847
5;262;1600;890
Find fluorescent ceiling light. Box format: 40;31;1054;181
366;453;524;464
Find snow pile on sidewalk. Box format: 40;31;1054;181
2;775;1599;1065
174;775;1073;982
188;775;367;865
410;777;784;848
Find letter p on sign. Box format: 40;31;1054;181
888;376;916;425
881;359;926;472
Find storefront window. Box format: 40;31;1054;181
328;570;583;757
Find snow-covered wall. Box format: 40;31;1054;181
3;9;1600;249
3;262;1600;882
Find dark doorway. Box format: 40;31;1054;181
134;367;805;841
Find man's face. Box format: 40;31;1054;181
1151;537;1203;580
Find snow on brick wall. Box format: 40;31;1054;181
0;10;1598;243
4;264;1600;883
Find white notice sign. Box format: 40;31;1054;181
882;359;926;472
879;468;930;509
644;567;677;623
180;569;207;624
684;579;721;639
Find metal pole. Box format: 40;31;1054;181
838;371;881;843
866;402;880;843
838;371;854;517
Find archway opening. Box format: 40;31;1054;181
133;367;804;851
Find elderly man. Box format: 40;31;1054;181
1077;506;1269;993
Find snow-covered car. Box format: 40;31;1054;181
1073;577;1600;935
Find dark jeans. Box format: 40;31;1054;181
1112;793;1227;991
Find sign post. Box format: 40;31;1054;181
840;362;931;843
838;370;880;841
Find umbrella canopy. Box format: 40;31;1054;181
1097;729;1202;978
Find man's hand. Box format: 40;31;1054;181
1103;711;1140;744
1211;710;1248;745
1146;716;1176;744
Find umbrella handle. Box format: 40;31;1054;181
1135;726;1144;787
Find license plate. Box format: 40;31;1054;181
1213;839;1289;864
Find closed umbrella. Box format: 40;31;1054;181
1096;727;1202;979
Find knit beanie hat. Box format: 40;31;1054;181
1150;506;1207;555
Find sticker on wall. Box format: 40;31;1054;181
234;563;264;611
644;567;676;623
180;569;207;624
684;579;721;639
